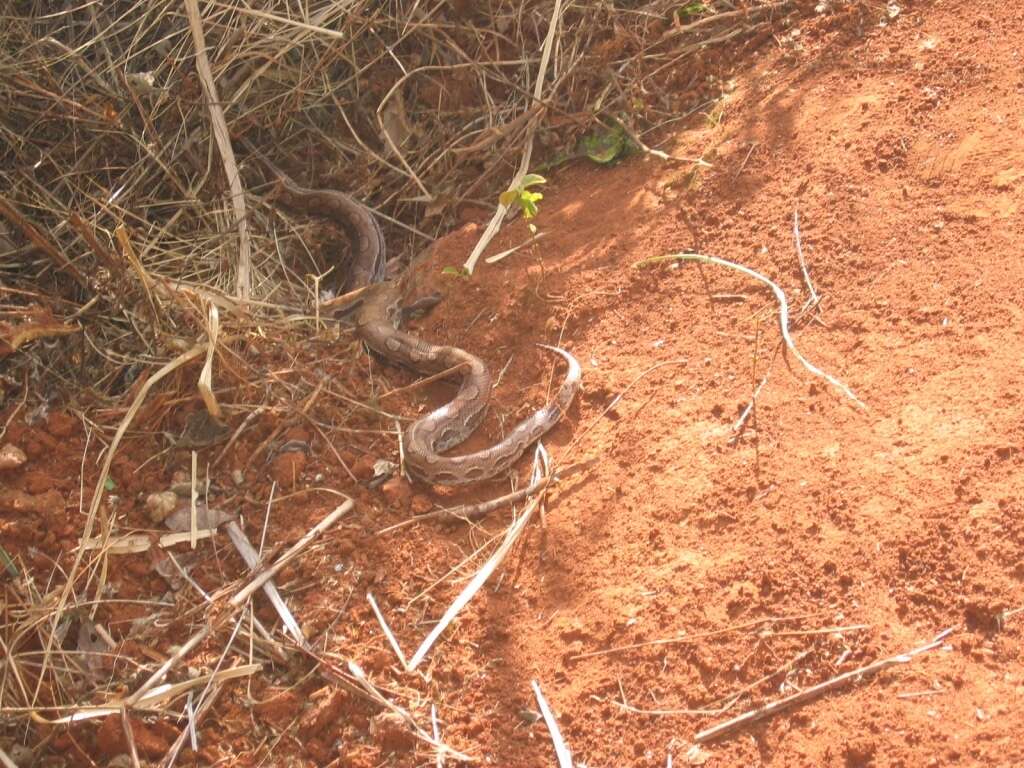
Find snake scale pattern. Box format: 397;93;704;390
262;161;581;486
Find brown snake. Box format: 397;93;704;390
258;159;581;486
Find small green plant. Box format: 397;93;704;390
579;122;636;165
675;2;709;21
441;265;470;278
500;173;546;232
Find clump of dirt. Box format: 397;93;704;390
3;1;1024;766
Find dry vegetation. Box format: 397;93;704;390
0;1;804;764
0;0;796;393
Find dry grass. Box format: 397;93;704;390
0;0;801;761
0;0;794;398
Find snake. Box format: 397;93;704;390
257;157;581;486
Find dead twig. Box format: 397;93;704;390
377;458;595;532
184;0;251;299
694;626;956;743
533;680;573;768
0;196;89;291
637;253;866;409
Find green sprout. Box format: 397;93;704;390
676;2;709;21
500;173;546;233
579;123;637;165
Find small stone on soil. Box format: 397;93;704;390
145;491;178;523
0;443;27;471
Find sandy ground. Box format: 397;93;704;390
2;1;1023;765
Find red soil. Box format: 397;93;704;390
3;1;1023;765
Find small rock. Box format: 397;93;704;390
231;468;245;485
145;491;178;523
380;477;412;511
269;451;307;487
6;744;32;766
364;648;393;674
19;431;56;459
304;738;332;764
21;470;52;494
686;745;712;765
170;479;199;497
0;443;27;471
372;459;397;484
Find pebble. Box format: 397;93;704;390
0;443;27;471
145;491;178;523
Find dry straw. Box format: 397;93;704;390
0;0;800;759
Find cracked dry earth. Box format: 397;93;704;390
2;1;1024;766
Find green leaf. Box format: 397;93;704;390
499;174;546;220
677;2;708;20
441;266;469;278
519;190;543;218
104;477;116;492
581;125;627;165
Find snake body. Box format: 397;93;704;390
264;163;581;486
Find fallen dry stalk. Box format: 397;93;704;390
184;0;251;299
29;664;260;725
31;344;207;711
694;626;956;743
637;253;866;409
571;613;824;661
125;499;351;708
377;453;549;671
533;680;573;768
0;195;90;290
